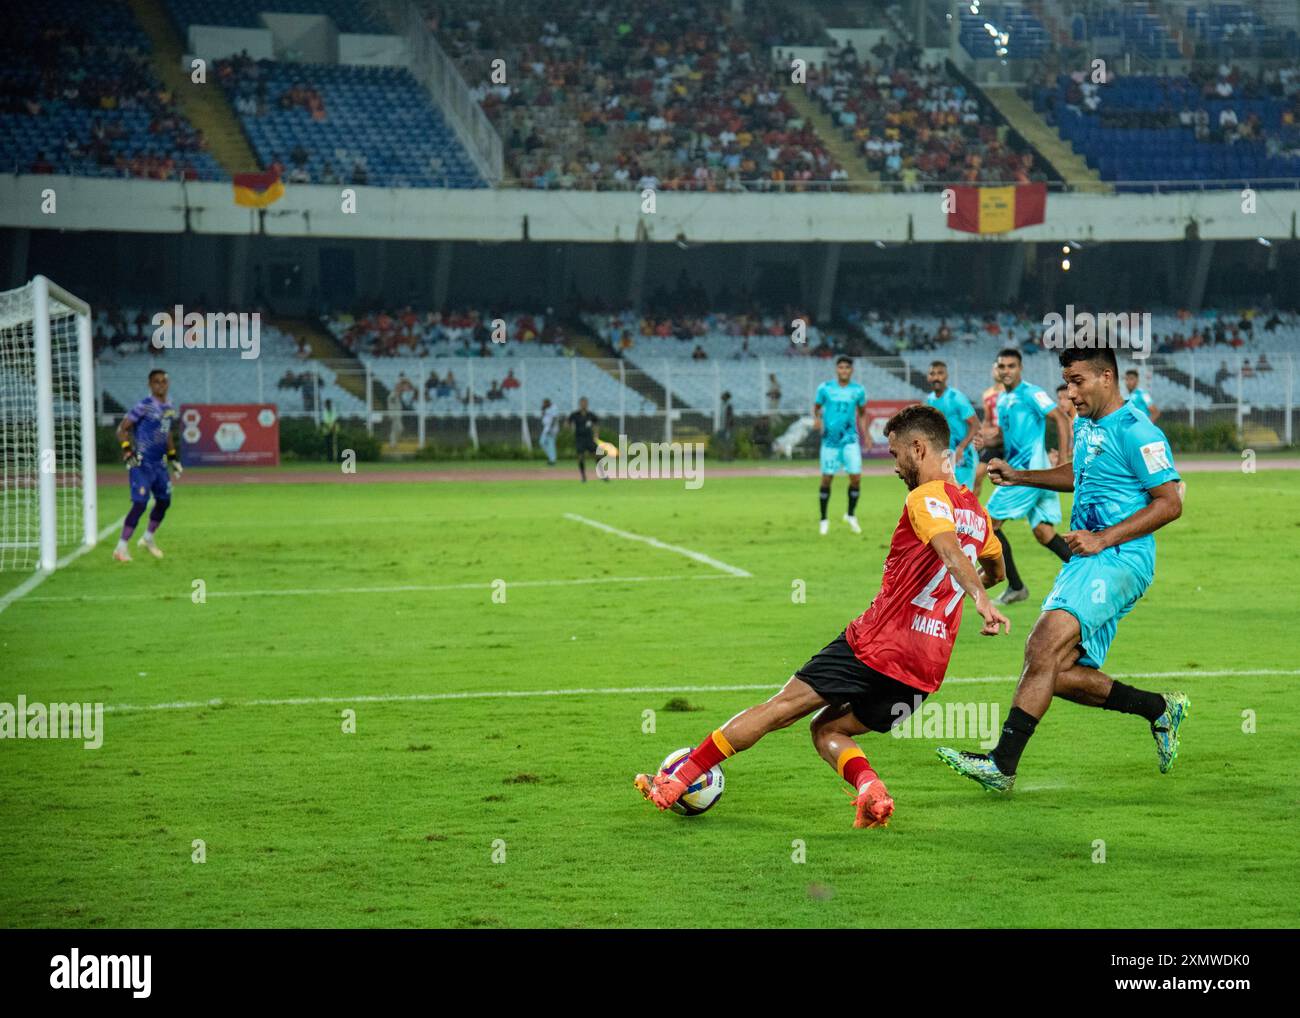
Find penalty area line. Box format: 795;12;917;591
99;668;1300;716
563;512;752;578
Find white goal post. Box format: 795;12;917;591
0;275;97;574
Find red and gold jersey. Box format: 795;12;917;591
845;480;1001;693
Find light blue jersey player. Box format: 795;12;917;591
1123;369;1160;421
924;361;979;489
113;369;181;561
813;356;867;536
938;346;1189;793
982;348;1073;605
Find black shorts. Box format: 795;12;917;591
576;439;597;455
978;444;1004;464
795;631;928;732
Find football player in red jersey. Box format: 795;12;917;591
634;405;1010;828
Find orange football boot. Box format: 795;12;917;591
852;779;895;828
633;769;689;811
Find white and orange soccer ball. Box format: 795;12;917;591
659;747;726;816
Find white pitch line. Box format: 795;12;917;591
94;668;1299;716
0;516;124;616
17;572;741;605
564;512;752;578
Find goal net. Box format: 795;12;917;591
0;276;97;573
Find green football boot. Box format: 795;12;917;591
935;747;1016;793
1151;692;1190;774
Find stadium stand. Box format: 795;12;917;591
1037;64;1300;190
959;4;1052;60
1055;2;1183;60
428;0;844;189
95;308;366;417
0;0;223;181
214;55;484;188
165;0;387;35
805;57;1045;186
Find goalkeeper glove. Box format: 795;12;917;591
121;441;141;468
166;450;183;478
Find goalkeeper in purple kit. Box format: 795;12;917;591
113;369;182;561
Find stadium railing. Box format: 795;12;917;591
380;0;504;183
100;353;1294;452
492;177;1300;192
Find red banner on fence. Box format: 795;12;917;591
179;404;280;467
861;399;918;457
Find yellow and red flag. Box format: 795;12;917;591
232;169;285;209
946;182;1046;234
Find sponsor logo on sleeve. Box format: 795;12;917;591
1139;441;1171;474
924;496;954;521
1033;389;1054;411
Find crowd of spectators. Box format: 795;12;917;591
1;11;215;181
807;46;1043;188
327;307;570;357
428;0;845;190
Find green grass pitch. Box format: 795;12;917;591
2;465;1297;928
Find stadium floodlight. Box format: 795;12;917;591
0;276;97;574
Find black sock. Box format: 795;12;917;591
847;487;860;516
989;706;1039;775
578;455;586;480
1046;534;1072;562
819;488;830;521
1103;681;1167;723
995;528;1023;589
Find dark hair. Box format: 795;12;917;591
929;360;947;370
835;355;853;366
1059;346;1119;375
885;404;949;451
1124;368;1139;377
148;369;167;380
996;348;1022;363
1056;383;1069;393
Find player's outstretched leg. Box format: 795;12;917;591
810;704;892;828
138;496;169;558
842;473;862;534
113;501;148;562
1055;664;1190;774
818;476;832;536
937;609;1080;792
635;676;827;812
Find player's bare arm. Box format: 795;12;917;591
954;413;979;460
986;459;1074;492
812;401;823;433
1063;480;1182;556
1048;406;1070;459
929;530;1010;636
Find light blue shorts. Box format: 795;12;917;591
820;440;863;476
986;483;1062;528
1041;546;1151;668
